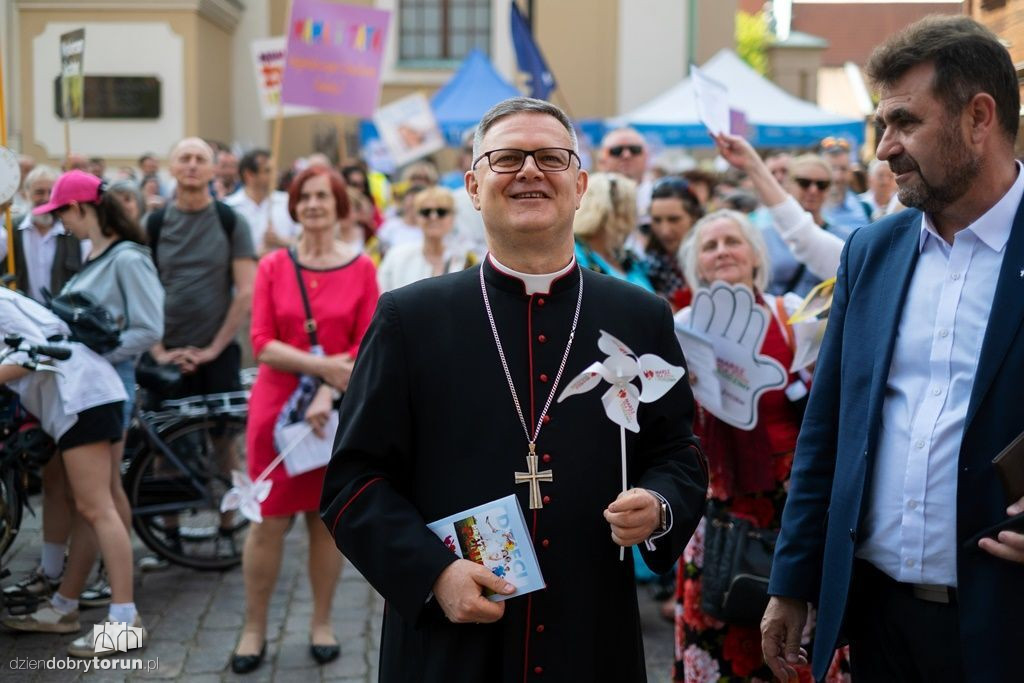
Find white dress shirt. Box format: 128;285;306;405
11;214;89;303
856;162;1024;587
224;189;301;252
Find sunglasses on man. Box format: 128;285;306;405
793;177;832;192
607;144;644;157
418;207;451;219
819;136;851;152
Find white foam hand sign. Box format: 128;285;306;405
220;470;271;523
558;331;685;433
684;282;786;430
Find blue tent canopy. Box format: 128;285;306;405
360;49;521;151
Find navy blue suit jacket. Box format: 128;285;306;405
769;204;1024;681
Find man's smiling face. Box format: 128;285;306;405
467;112;587;247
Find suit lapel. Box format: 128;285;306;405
964;197;1024;432
865;213;922;445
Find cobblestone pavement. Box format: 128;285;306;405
1;496;675;682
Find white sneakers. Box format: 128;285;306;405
67;614;147;659
2;605;81;633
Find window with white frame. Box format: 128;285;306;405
398;0;491;62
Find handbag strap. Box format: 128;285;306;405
287;248;320;348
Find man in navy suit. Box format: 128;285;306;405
761;16;1024;682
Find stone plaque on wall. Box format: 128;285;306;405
54;75;161;119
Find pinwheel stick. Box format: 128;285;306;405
620;425;627;561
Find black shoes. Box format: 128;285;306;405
230;642;266;674
310;642;340;664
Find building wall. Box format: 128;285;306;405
694;0;737;66
617;0;688;114
968;0;1024;68
791;2;961;66
196;15;235;145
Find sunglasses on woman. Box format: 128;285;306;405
793;177;832;192
418;207;451;219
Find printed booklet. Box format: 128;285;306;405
427;494;545;602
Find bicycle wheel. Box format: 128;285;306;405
124;416;247;570
0;465;23;561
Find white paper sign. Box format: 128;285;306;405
691;64;730;136
250;37;318;120
279;410;338;476
674;326;722;413
372;92;445;167
676;282;787;430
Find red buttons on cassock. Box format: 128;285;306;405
534;666;543;675
542;415;550;424
542;453;551;463
536;624;545;633
543;495;551;505
537;298;546;307
537;334;547;343
539;373;549;383
541;539;550;548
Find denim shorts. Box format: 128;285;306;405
111;359;137;429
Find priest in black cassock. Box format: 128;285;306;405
321;97;708;683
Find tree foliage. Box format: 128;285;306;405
736;10;769;75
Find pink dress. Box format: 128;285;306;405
247;248;379;516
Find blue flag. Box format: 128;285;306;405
510;3;556;100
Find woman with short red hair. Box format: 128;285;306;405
232;166;379;673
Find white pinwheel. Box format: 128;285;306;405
558;330;685;559
220;470;272;524
558;330;685;432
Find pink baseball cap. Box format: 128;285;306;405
32;170;103;215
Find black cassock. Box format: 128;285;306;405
321;260;708;683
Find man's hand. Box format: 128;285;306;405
603;488;659;547
153;346;197;374
760;596;809;682
978;496;1024;564
713;132;761;173
432;559;515;624
317;353;355;391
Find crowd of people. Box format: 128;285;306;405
0;14;1022;683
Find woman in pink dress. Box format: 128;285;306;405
232;166;379;673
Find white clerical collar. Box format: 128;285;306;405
487;253;576;295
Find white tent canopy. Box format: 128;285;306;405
613;49;864;148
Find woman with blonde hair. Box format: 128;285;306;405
376;186;475;292
573;172;653;291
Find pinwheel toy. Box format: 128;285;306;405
558;330;684;559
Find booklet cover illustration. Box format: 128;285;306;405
427;494;545;602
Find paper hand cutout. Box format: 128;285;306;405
558;330;685;433
220;470;272;524
684;282;787;430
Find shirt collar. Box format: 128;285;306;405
18;213;66;236
486;253;577;295
919;160;1024;253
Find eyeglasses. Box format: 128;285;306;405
418;207;451;219
607;144;644;157
819;136;851;152
472;148;580;173
793;177;832;192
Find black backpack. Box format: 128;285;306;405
145;201;237;271
47;291;121;355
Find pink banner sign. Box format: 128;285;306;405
281;0;391;117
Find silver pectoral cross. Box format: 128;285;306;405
515;444;553;509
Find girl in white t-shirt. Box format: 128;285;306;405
0;248;144;657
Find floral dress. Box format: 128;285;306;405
672;295;851;683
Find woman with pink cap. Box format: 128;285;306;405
3;170;163;657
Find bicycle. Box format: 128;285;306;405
119;364;251;571
0;335;69;609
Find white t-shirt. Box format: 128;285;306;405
0;289;126;439
224;189;301;251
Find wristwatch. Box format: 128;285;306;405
657;499;669;534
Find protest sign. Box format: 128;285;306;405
60;29;85;121
675;282;787;430
281;0;391;117
250;37;318;120
691;64;729;136
372;93;444;167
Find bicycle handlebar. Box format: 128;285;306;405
32;345;72;361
